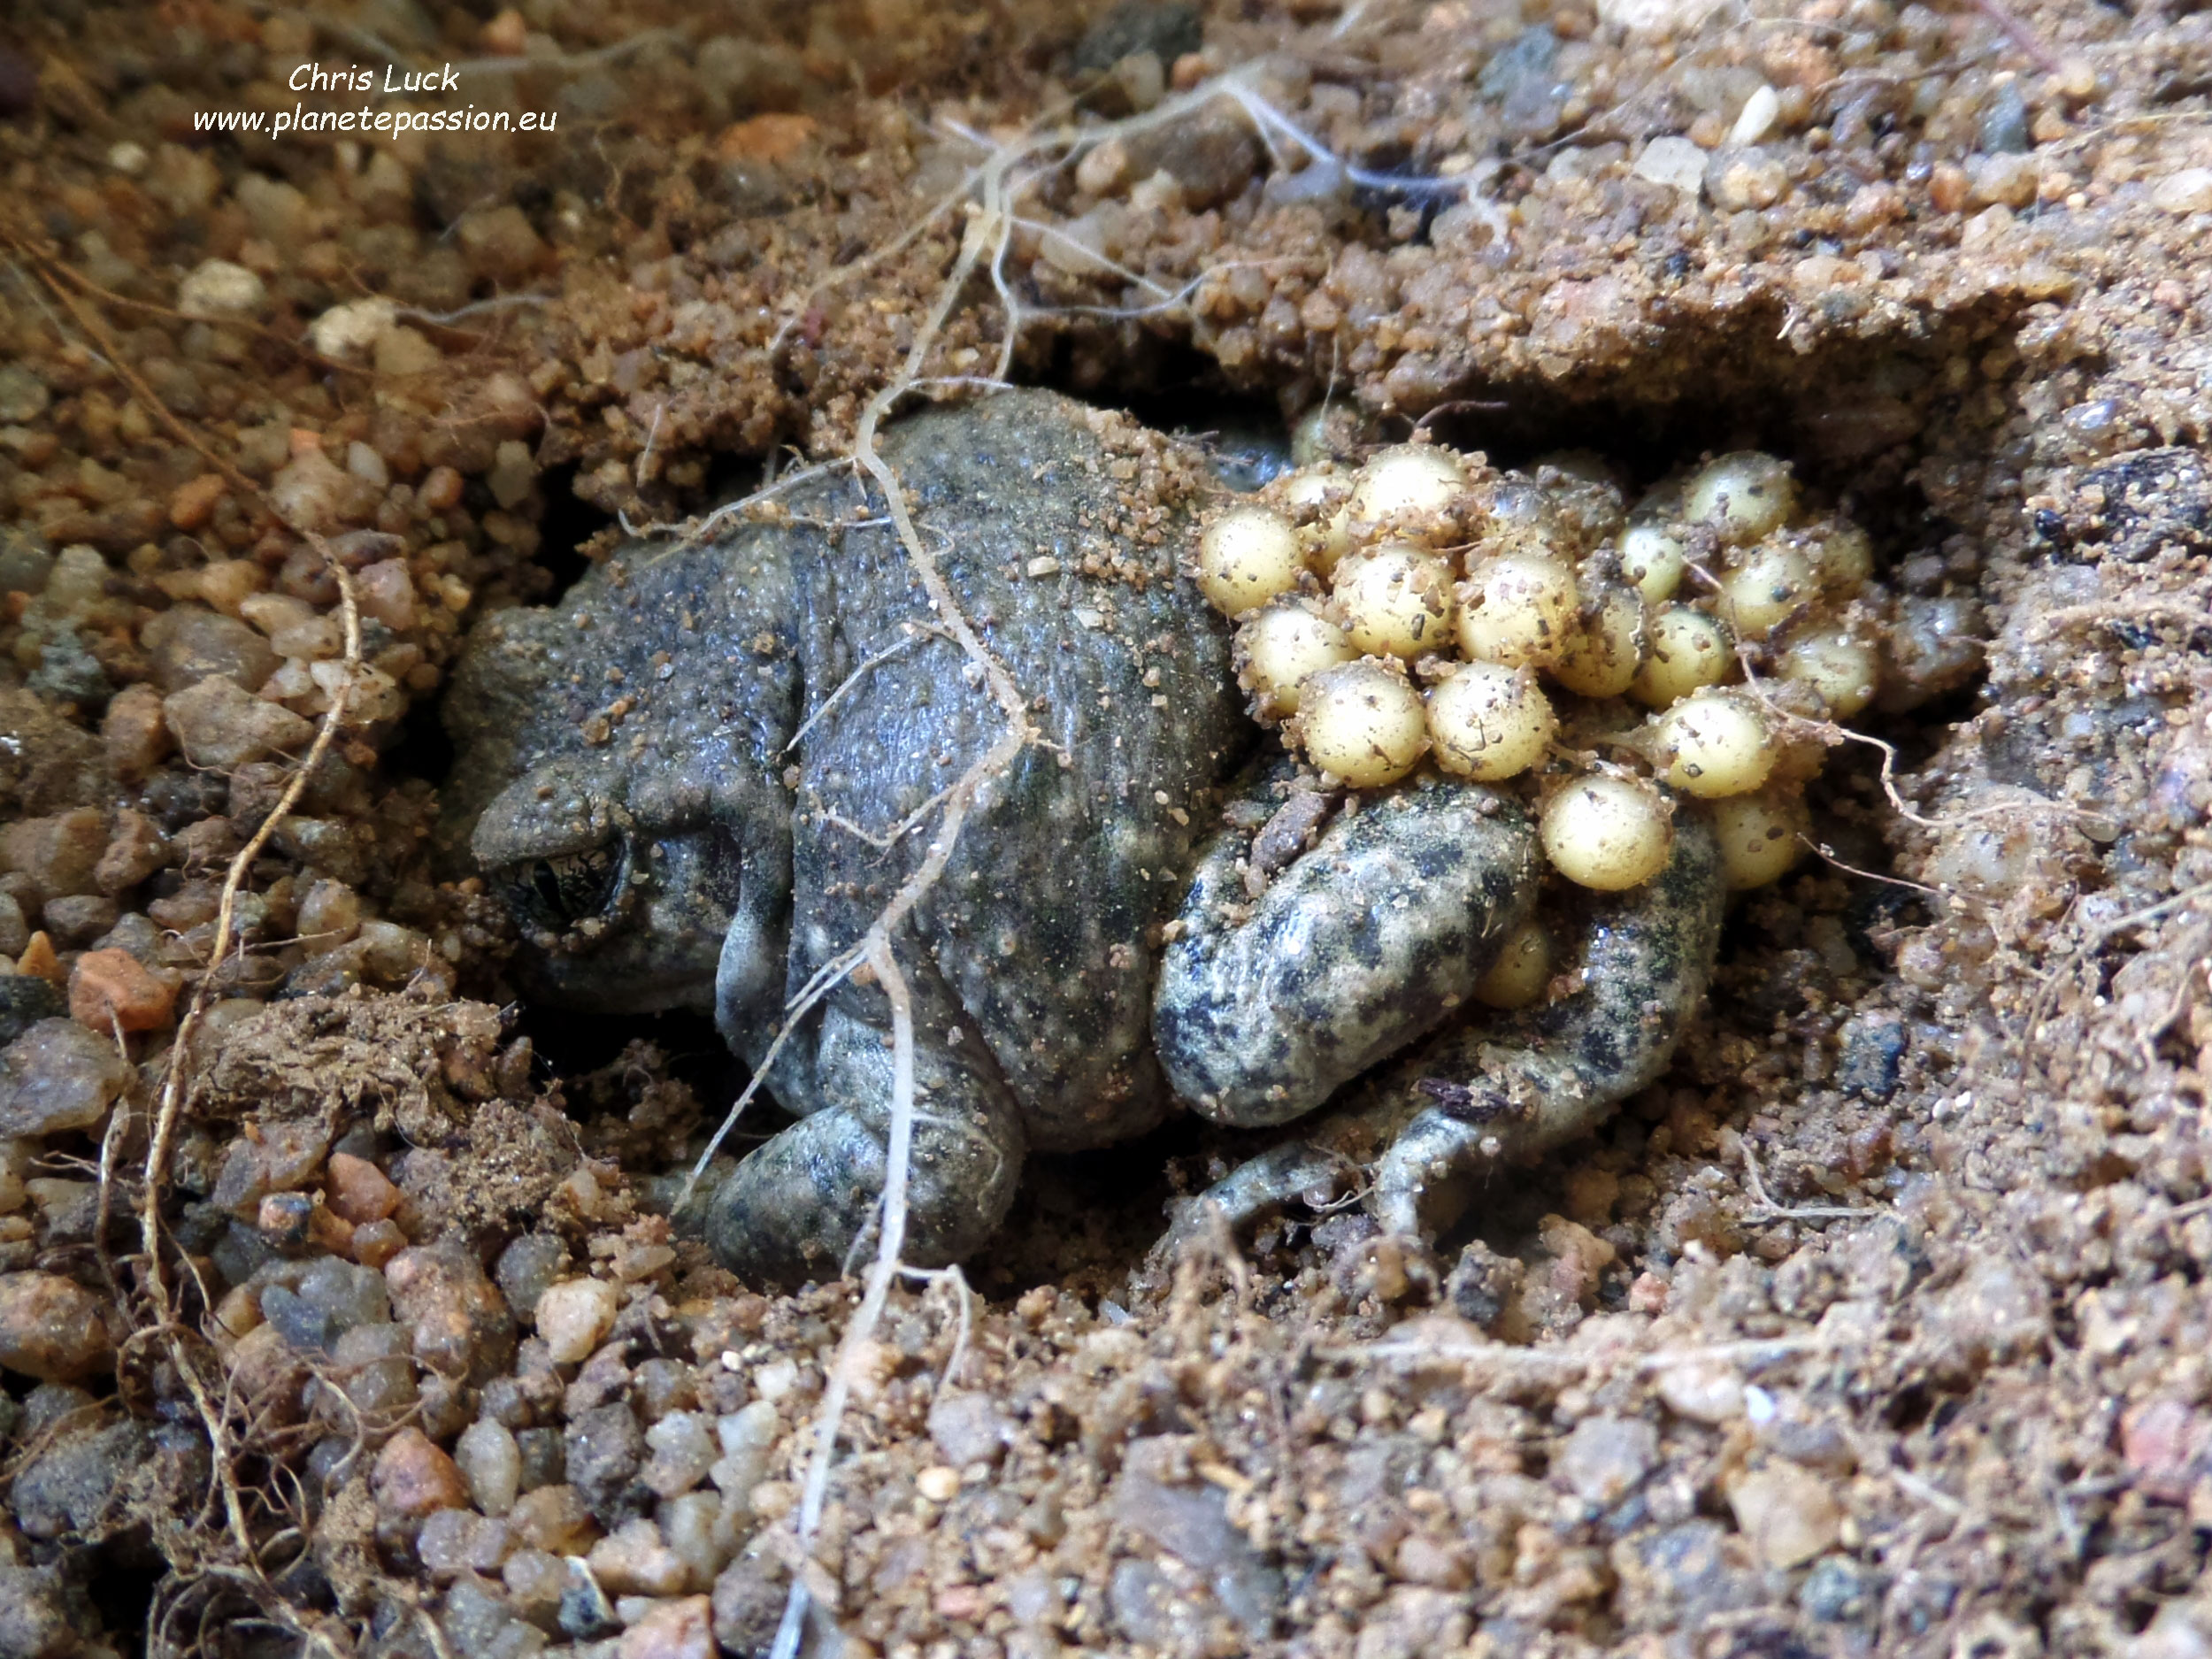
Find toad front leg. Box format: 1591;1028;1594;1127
703;968;1026;1284
1154;792;1724;1253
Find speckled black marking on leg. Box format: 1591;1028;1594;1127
1155;775;1540;1128
1364;811;1725;1238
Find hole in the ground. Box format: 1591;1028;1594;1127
461;327;2001;1286
84;1545;163;1651
532;460;611;596
511;1002;746;1111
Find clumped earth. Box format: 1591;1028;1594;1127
0;0;2210;1655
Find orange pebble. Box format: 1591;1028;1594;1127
480;6;527;55
17;933;65;989
717;113;817;165
168;473;227;531
372;1427;469;1519
327;1151;403;1225
68;948;178;1033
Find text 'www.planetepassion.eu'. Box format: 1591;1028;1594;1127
194;60;559;141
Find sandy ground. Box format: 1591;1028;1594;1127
2;1;2212;1655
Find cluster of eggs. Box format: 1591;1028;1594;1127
1193;439;1888;904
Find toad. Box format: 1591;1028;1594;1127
442;390;1724;1281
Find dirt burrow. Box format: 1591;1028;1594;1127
0;1;2210;1656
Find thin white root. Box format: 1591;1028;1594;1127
710;58;1519;1654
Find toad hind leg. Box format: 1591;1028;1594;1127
703;1000;1026;1284
1165;812;1724;1256
1363;810;1725;1238
1154;773;1542;1129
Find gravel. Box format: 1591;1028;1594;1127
1;1;2209;1653
0;1020;128;1138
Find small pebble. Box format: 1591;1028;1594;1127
1726;1459;1842;1569
104;685;173;782
0;1018;131;1136
2152;168;2212;216
351;1218;406;1269
94;810;169;895
488;441;538;510
417;1508;516;1578
642;1411;717;1498
1556;1414;1660;1507
375;326;442;376
1654;1359;1746;1424
928;1390;1015;1468
588;1517;690;1596
0;1271;114;1381
3;809;104;905
326;1321;418;1417
372;1426;471;1520
143;605;279;692
916;1464;963;1503
176;258;268;320
496;1232;567;1321
37;895;116;948
710;1402;779;1504
662;1489;731;1587
163;677;315;771
1633;135;1708;194
511;1483;600;1555
536;1277;620;1364
458;1417;524;1516
0;977;62;1048
567;1402;647;1527
309;297;397;359
67;948;177;1033
16;934;63;989
326;1150;401;1224
618;1594;714;1659
387;1241;518;1385
504;1548;569;1625
168;473;228;530
0;365;50;425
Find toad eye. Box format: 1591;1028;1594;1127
501;843;626;935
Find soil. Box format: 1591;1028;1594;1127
2;1;2211;1656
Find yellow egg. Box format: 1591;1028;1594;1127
1482;478;1573;561
1777;625;1879;718
1717;539;1815;640
1279;468;1353;574
1456;553;1579;669
1550;583;1643;699
1619;522;1689;603
1196;505;1304;618
1472;918;1552;1009
1631;607;1734;708
1707;787;1810;890
1236;597;1356;719
1809;520;1874;592
1684;451;1796;545
1294;658;1430;787
1654;689;1776;798
1332;543;1456;659
1426;662;1556;780
1540;776;1674;891
1349;444;1467;532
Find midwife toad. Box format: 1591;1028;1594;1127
442;390;1724;1282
